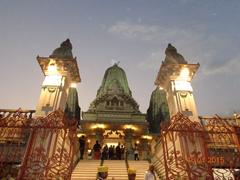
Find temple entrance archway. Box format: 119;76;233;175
103;130;125;147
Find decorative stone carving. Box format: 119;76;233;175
164;44;187;64
49;39;73;59
88;64;140;113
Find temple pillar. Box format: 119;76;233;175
124;128;134;160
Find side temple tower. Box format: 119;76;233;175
35;39;81;117
155;44;199;121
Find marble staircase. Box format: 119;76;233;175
71;160;100;180
71;160;151;180
128;160;150;180
103;160;128;180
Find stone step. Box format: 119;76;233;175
128;160;150;180
103;160;128;179
71;160;100;179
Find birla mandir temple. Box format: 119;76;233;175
0;39;239;179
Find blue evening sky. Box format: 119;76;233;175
0;0;240;116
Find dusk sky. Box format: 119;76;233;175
0;0;240;116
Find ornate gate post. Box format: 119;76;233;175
153;44;208;179
18;39;81;179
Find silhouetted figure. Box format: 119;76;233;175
112;145;116;159
93;140;101;160
116;143;121;160
134;145;139;161
109;145;113;160
102;144;108;160
79;135;85;160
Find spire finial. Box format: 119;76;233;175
49;39;73;59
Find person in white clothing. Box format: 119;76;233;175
144;164;157;180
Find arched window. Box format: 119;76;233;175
111;97;119;106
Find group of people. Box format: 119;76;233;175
92;140;126;160
79;136;140;161
101;142;125;160
97;164;157;180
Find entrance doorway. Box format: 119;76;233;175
103;138;124;147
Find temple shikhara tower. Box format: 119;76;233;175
81;63;148;160
0;41;239;179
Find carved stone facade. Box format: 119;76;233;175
81;64;148;160
88;64;140;113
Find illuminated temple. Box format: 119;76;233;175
0;40;239;179
81;63;149;160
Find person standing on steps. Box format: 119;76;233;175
79;135;85;160
144;164;157;180
128;168;136;180
134;145;139;160
116;142;121;160
97;166;108;180
93;140;101;160
102;144;108;160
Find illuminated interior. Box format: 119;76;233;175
91;124;105;129
123;124;137;131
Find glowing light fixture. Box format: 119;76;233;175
70;83;77;88
141;135;153;140
47;60;58;75
174;81;193;92
124;125;137;131
91;124;105;129
77;133;86;138
42;75;63;86
180;68;190;79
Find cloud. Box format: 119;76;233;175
108;21;240;76
108;21;204;44
108;21;160;41
203;54;240;75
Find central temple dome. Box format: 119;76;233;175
97;63;132;97
88;63;140;113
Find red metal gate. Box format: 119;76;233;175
152;113;240;180
0;109;78;179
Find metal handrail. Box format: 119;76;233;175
125;149;129;177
